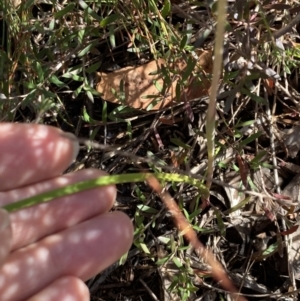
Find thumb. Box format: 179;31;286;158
0;209;12;267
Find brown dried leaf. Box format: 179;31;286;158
96;50;212;110
280;224;299;236
236;153;249;189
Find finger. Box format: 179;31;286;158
0;209;12;267
0;169;116;251
0;212;133;301
0;123;79;191
26;276;89;301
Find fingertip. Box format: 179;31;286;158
111;211;134;250
57;211;134;280
26;276;89;301
0;123;79;190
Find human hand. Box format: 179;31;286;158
0;123;133;301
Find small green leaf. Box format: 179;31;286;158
250;150;267;168
35;61;44;81
159;65;170;84
156;257;169;265
49;19;55;31
24;81;36;89
140;243;151;254
82;85;100;95
157;236;170;244
63;74;84;82
183;208;190;221
234;120;256;128
239;131;262;148
77;29;85;45
109;25;116;49
173;256;183;268
242;88;267;104
49;75;67;88
153;80;163;93
215;209;225;237
224;70;240;81
85;62;101;73
223;196;251;214
170;138;191;149
261;162;274;169
119;252;128;265
78;43;95;57
161;0;171;17
40;89;56;99
126;120;132;140
88;127;100;148
180;35;188;50
82;106;92;122
86;91;94;103
262;242;278;256
189;208;202;219
72;85;83;98
77;0;102;21
145;98;161;111
100;14;120;27
54;3;75;18
102;100;107;124
137;205;158;214
192;225;214;234
284;64;291;74
181;57;197;82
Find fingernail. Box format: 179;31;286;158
60;132;80;163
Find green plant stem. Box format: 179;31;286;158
2;173;208;213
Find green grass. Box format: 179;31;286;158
2;0;300;299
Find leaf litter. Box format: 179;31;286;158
4;0;300;300
96;50;213;110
